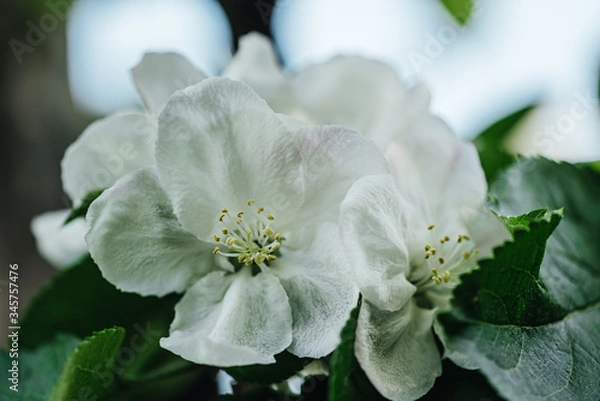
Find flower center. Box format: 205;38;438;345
212;199;282;269
418;224;479;289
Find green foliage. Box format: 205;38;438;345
0;334;80;401
225;351;311;385
440;0;474;25
328;300;387;401
20;256;179;350
64;189;104;225
440;158;600;401
50;328;125;401
454;209;567;326
474;106;535;184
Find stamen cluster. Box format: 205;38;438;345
212;199;282;268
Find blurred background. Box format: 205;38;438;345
1;0;599;338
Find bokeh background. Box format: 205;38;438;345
1;0;599;341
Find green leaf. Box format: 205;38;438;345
20;255;179;350
64;188;104;225
440;158;600;400
328;300;387;401
474;106;535;184
490;158;600;310
50;327;125;401
440;0;474;25
453;209;567;326
225;351;311;385
0;334;80;401
495;208;548;235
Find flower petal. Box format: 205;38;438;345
340;175;416;311
30;209;88;269
62;112;157;206
86;167;213;297
160;270;293;367
156;78;307;240
355;300;441;401
278;124;389;231
131;52;208;114
223;33;295;113
271;222;359;358
385;124;487;224
291;57;421;149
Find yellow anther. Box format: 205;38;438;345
270;242;281;252
221;208;228;213
245;258;253;266
237;211;244;218
226;237;235;247
236;220;241;225
432;268;439;276
212;247;220;255
444;235;450;242
263;227;275;236
424;244;431;251
254;253;266;264
221;228;228;235
441;271;451;282
237;255;245;263
218;214;225;222
432;276;443;285
266;214;275;221
438;257;445;265
247;199;256;206
257;206;265;214
431;248;437;255
462;235;470;241
425;251;432;259
267;255;277;261
274;233;281;241
428;224;435;230
462;251;470;259
213;234;221;242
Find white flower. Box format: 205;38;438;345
86;78;388;366
339;124;511;400
31;53;207;268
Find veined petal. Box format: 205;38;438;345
278;124;388;230
355;300;441;401
131;52;208;114
385;125;487;224
160;270;293;367
271;222;359;358
156;78;306;240
291;56;419;149
30;209;88;269
86;167;214;297
62;112;157;206
340;175;415;311
223;33;295;113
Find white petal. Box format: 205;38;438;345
30;209;88;269
279;124;389;230
223;33;294;113
464;206;511;259
271;222;359;358
385;126;487;224
291;57;420;149
86;167;214;297
62;112;157;206
156;78;306;240
355;300;441;401
340;175;416;311
131;52;208;114
160;270;293;367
